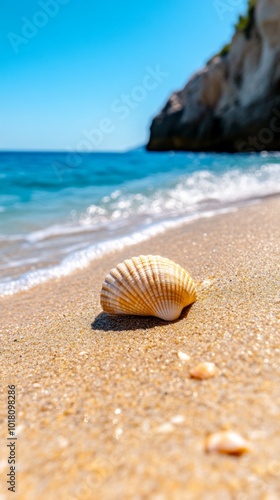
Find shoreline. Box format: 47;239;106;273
1;196;280;498
0;203;239;298
1;192;279;298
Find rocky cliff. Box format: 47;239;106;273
147;0;280;152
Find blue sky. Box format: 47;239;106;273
0;0;248;151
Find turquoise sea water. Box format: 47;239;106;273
0;149;279;296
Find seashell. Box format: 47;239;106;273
155;422;175;434
205;431;250;455
190;362;217;380
100;255;197;321
177;351;191;362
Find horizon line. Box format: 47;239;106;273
0;145;145;154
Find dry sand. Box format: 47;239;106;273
1;197;280;500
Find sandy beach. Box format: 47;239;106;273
1;196;280;500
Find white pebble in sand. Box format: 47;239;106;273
177;351;191;361
156;423;175;434
170;415;185;425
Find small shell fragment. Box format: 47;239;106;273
100;255;197;321
170;415;185;425
190;362;217;380
156;423;175;434
177;351;191;362
205;431;250;455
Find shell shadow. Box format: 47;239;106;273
91;305;193;332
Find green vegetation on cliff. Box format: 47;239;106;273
207;0;257;65
235;0;256;38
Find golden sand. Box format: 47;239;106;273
1;197;280;499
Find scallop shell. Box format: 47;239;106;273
100;255;197;321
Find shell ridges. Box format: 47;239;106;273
100;255;197;321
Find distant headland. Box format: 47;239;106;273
147;0;280;152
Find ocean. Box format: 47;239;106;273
0;149;279;297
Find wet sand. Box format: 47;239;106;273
1;197;280;500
